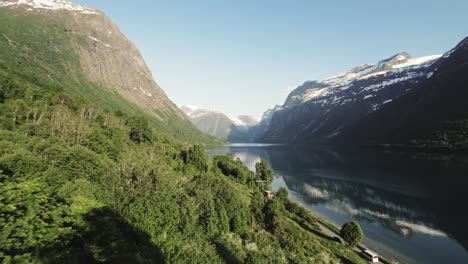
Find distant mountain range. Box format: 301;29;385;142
179;106;259;142
252;37;468;150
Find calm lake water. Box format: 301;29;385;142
207;144;468;264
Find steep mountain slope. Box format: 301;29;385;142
0;0;215;143
253;38;467;147
0;1;366;263
180;105;259;142
0;65;366;262
250;105;283;141
338;37;468;150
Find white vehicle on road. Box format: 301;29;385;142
363;249;379;263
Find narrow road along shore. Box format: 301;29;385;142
317;222;384;264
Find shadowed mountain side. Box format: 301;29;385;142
227;123;254;143
337;37;468;150
252;37;468;149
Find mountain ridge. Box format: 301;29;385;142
180;105;259;142
0;0;216;143
252;39;466;149
335;36;468;149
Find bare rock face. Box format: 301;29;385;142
68;12;185;120
1;0;186;121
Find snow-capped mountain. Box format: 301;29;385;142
0;0;98;14
180;106;259;142
253;37;468;148
282;52;441;110
341;36;468;149
231;115;260;129
179;106;213;120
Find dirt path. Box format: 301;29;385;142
317;222;339;238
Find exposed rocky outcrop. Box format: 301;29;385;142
1;0;186;121
67;12;185;120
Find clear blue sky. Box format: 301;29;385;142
77;0;467;118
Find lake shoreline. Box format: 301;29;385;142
207;144;468;264
212;144;392;263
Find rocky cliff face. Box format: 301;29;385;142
68;10;185;121
0;0;186;121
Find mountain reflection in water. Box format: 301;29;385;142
207;144;468;264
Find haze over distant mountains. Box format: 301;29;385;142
179;105;259;142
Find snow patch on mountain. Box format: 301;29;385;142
392;55;442;69
442;48;456;59
359;72;422;94
285;52;441;107
302;88;330;102
180;105;259;127
0;0;98;14
88;36;113;48
359;71;387;80
230;115;260;127
179;105;213;119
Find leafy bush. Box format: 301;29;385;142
250;190;265;223
127;116;153;143
340;222;364;247
276;187;288;201
213;154;254;184
181;145;209;172
256;159;274;186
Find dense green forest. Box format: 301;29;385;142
0;8;365;264
0;47;366;263
0;76;365;263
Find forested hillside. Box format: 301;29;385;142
0;71;364;262
0;7;217;144
0;4;364;264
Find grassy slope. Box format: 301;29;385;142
0;8;364;264
0;9;219;145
